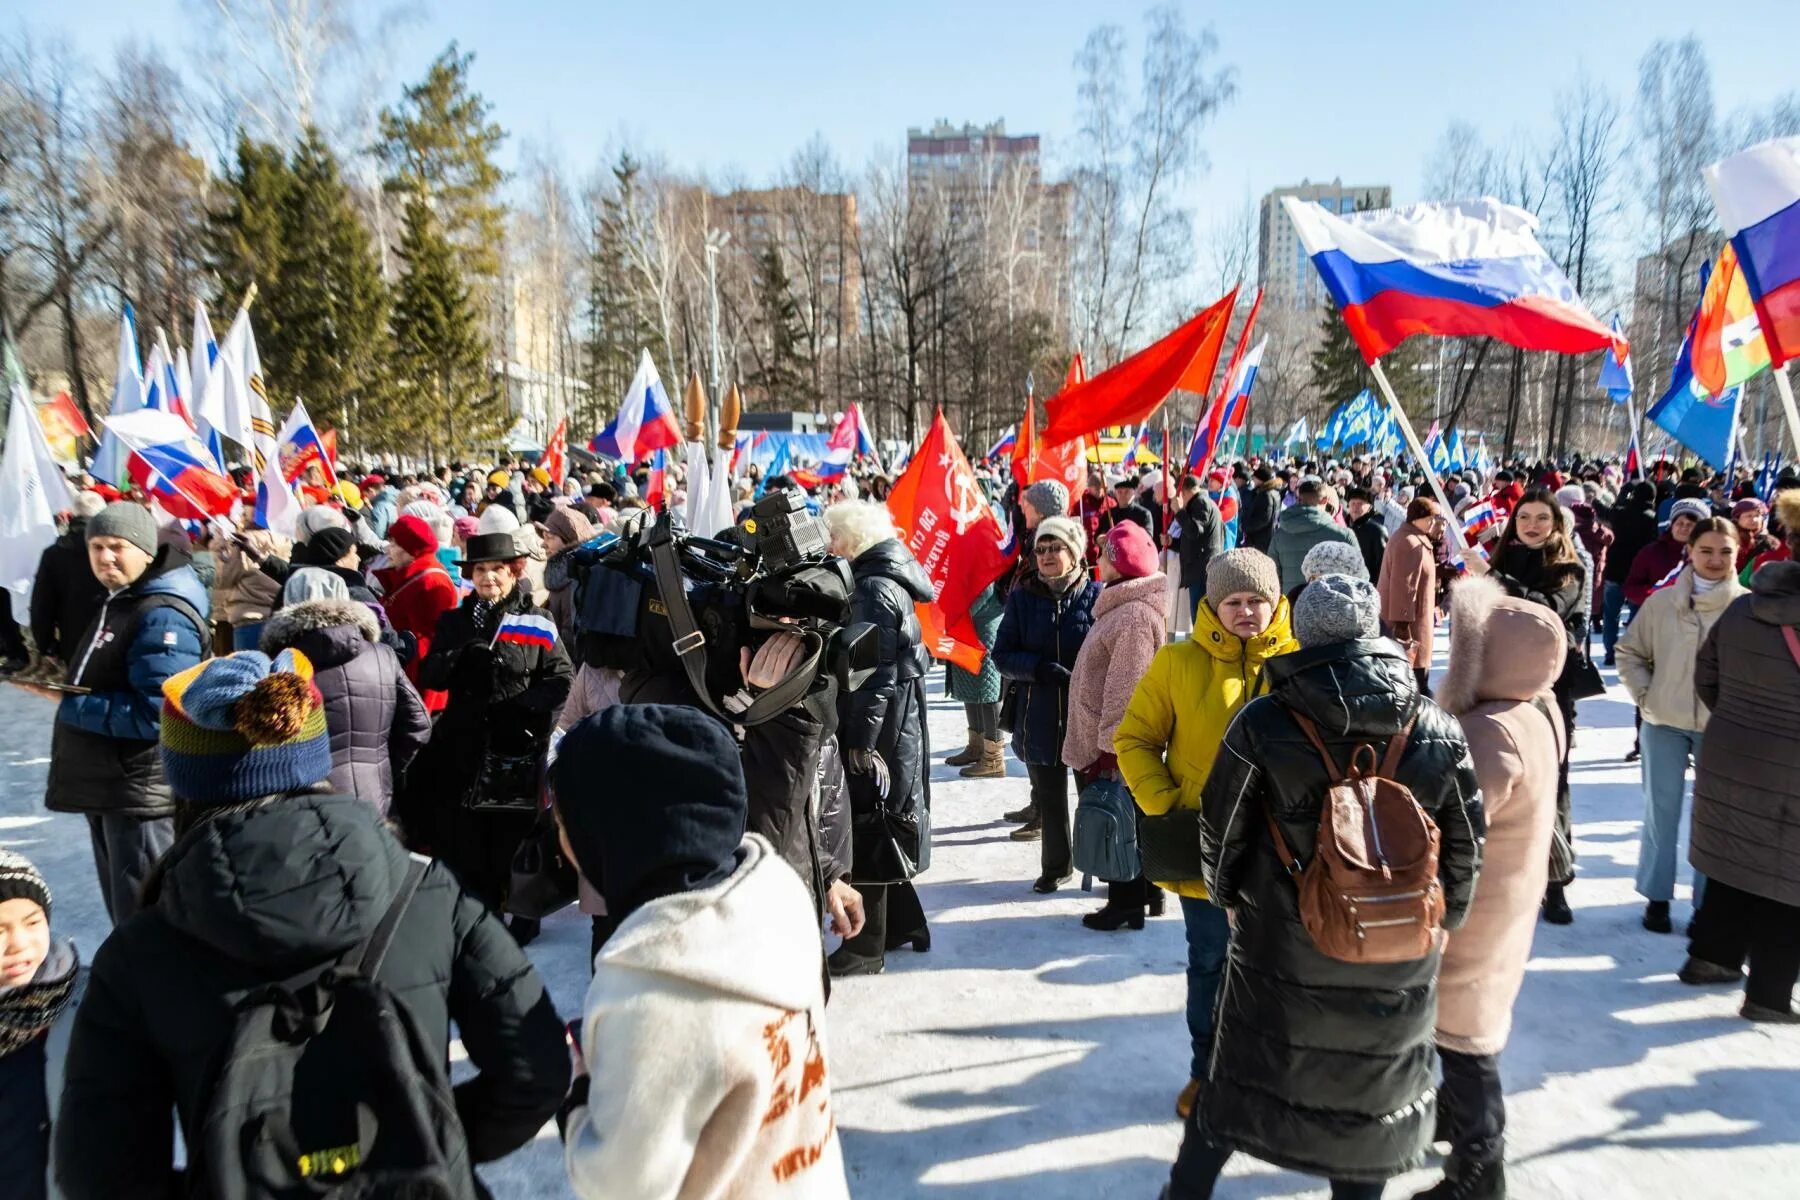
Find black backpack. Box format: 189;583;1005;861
192;858;476;1199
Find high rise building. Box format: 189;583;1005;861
1258;180;1392;310
907;119;1042;195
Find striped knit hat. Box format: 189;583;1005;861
159;649;333;808
0;849;50;918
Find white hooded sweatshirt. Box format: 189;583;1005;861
564;834;849;1200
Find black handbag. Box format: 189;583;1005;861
507;809;579;919
1565;642;1607;702
467;746;542;813
851;802;932;885
1137;807;1208;884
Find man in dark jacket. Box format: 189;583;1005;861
1343;486;1390;581
825;513;936;976
1601;480;1659;663
1172;576;1483;1199
44;502;209;925
27;493;108;678
1175;474;1225;621
54;647;568;1199
1238;466;1283;553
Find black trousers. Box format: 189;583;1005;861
1028;762;1072;879
1168;1103;1385;1198
837;880;928;965
1690;877;1800;1011
965;701;1001;740
1438;1047;1504;1163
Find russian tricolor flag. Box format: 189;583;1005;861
1705;135;1800;369
808;402;882;485
493;612;558;651
1461;496;1501;541
590;350;682;463
103;408;239;519
1187;337;1264;470
1281;196;1619;363
987;427;1018;461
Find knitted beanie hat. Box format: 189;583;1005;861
1022;479;1070;520
1294;575;1382;648
159;649;333;808
1206;548;1280;610
87;502;158;557
1033;515;1087;563
1669;498;1712;527
0;849;51;918
387;513;438;558
1302;539;1369;582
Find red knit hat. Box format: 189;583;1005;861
1105;520;1157;579
388;513;438;557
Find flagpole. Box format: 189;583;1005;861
1773;366;1800;458
1369;358;1474;561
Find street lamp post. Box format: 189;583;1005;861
704;228;731;401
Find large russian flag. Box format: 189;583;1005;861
1705;135;1800;369
1281;196;1619;363
590;350;681;463
103;408;239;519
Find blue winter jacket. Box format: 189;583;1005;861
56;553;211;744
992;574;1100;765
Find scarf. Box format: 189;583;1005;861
1042;567;1083;597
0;940;78;1057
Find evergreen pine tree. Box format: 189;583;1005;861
582;152;653;428
390;194;505;455
1310;296;1429;431
207;135;292;328
377;43;508;285
747;244;813;408
261;129;394;441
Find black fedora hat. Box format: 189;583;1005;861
457;531;525;571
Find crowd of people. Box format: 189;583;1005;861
0;438;1796;1199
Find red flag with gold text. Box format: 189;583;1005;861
887;410;1018;673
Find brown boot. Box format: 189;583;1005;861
960;738;1006;779
945;731;982;767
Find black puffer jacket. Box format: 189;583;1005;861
260;598;432;814
29;521;105;662
839;539;935;821
53;791;569;1198
1197;638;1484;1183
1176;492;1225;590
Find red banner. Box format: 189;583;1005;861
887;410;1018;673
1010;394;1035;492
1041;291;1237;446
1029;354;1085;501
542;417;568;486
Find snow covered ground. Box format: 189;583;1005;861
5;640;1797;1198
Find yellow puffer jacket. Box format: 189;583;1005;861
1114;598;1298;899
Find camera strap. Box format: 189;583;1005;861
648;519;821;728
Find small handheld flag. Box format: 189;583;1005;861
492;612;558;651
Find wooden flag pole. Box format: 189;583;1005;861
1370;358;1475;562
1773;365;1800;458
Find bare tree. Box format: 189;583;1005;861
1633;36;1717;391
1202;194;1256;298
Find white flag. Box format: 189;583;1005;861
0;383;75;624
190;299;227;468
92;304;145;487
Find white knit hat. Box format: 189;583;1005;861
1032;515;1087;562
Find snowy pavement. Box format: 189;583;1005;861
5;645;1798;1198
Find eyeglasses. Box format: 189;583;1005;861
1034;544;1068;557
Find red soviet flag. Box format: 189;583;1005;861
1030;354;1086;500
887;410;1018;673
1010;394;1035;492
542;416;569;485
1040;290;1238;446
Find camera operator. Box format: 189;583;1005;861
404;529;572;946
822;502;934;978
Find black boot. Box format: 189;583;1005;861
1540;883;1573;925
1412;1156;1506;1199
1145;884;1165;918
1083;880;1147;931
1004;801;1037;823
1642;900;1672;933
827;945;885;977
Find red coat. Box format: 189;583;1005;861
375;555;460;711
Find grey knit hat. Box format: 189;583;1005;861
1022;479;1070;521
1668;498;1712;527
1033;515;1087;562
1205;548;1280;610
0;849;51;918
1294;575;1382;648
1302;539;1369;582
86;501;158;556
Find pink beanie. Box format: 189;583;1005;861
1105;520;1157;579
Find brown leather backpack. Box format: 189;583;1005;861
1265;708;1446;964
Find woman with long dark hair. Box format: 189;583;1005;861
1483;486;1588;925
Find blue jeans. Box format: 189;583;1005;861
1636;721;1706;903
1179;896;1230;1080
1601;582;1635;660
231;621;266;651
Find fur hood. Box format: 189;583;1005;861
259;597;380;653
1437;575;1565;716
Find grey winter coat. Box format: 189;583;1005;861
1269;504;1359;594
260;598;431;814
1691;561;1800;905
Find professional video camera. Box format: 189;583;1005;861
568;489;877;725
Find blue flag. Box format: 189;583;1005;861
1646;294;1741;470
1597;314;1633;402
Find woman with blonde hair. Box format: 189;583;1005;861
823;501;935;976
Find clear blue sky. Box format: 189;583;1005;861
20;0;1800;224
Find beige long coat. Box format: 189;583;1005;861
1378;522;1437;669
1434;574;1566;1056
